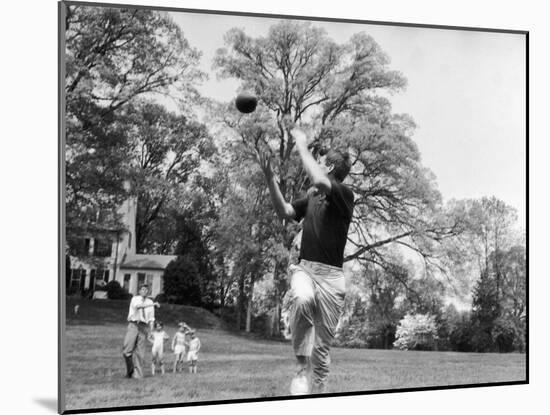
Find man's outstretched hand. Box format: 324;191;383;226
258;150;275;180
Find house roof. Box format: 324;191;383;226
120;254;177;271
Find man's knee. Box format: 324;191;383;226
293;292;315;310
122;340;134;356
291;271;315;303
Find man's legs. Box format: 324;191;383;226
122;323;138;378
310;272;345;393
131;324;147;378
288;265;316;361
288;265;316;394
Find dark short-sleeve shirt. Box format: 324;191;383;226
291;178;354;268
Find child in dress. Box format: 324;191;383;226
185;329;201;374
171;322;190;373
148;321;169;375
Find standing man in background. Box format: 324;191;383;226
122;284;159;379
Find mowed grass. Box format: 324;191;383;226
63;300;526;411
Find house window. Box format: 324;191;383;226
68;238;91;257
99;268;110;282
70;268;86;291
123;274;131;292
70;269;79;288
93;268;111;288
93;238;112;257
146;274;154;290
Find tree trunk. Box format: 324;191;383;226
219;285;226;308
245;280;255;333
236;274;245;331
271;267;282;337
272;299;280;337
245;300;252;332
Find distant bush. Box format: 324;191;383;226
491;317;526;353
154;293;167;303
106;280;131;300
334;318;370;348
448;317;475;352
393;313;438;351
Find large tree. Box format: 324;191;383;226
213;152;284;331
212;21;458;324
441;197;520;302
442;197;525;352
64;5;204;242
121;100;215;253
364;263;408;348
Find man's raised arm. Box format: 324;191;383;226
291;127;332;194
258;151;296;221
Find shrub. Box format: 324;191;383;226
393;313;438;351
105;280;131;300
154;293;167;303
492;317;519;353
449;317;475;352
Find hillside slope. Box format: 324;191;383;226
65;298;223;329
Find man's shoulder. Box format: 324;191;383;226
337;179;353;192
329;179;354;199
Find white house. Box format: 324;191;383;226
68;198;176;298
118;253;176;298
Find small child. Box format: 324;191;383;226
172;322;190;373
185;329;201;374
148;321;169;375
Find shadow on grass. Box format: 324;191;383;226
34;398;57;413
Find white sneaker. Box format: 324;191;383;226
289;368;310;395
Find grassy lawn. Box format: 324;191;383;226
63;300;526;411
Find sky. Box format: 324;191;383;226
169;11;527;227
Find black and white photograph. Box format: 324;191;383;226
59;1;527;413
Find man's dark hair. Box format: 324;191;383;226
325;149;351;182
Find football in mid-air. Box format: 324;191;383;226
235;93;258;114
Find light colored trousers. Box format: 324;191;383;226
289;260;346;387
122;322;148;378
